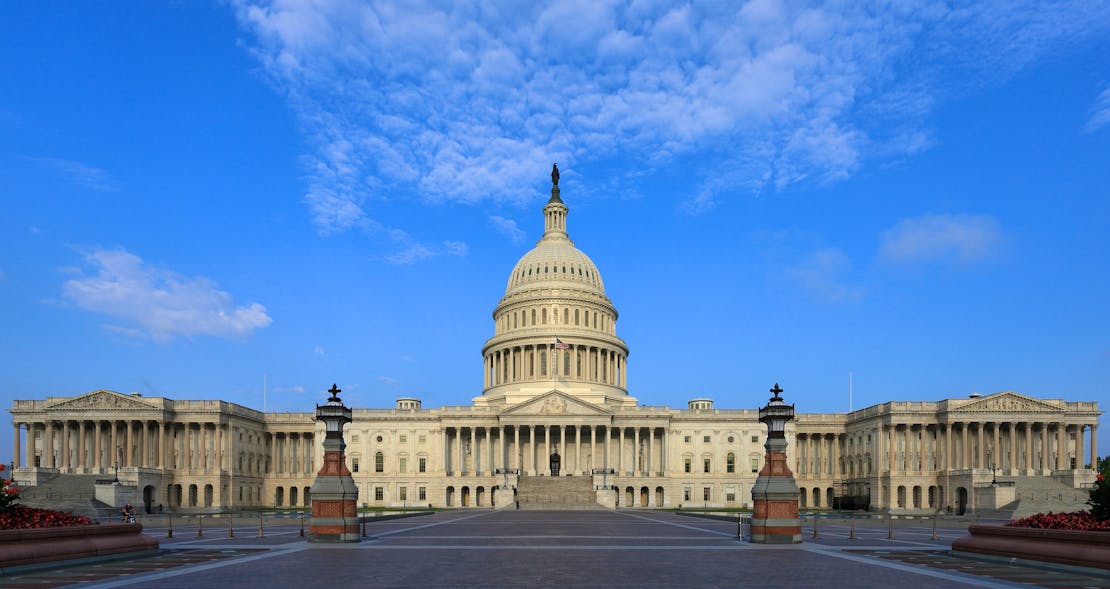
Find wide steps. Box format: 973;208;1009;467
1008;476;1091;520
515;476;602;510
16;474;114;519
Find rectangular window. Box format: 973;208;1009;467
684;458;691;473
399;457;408;473
418;457;427;473
418;487;427;501
418;435;426;444
399;435;407;444
703;435;711;443
352;434;360;443
703;487;711;501
683;435;691;443
374;486;384;501
726;486;736;502
751;458;760;473
399;487;407;501
751;435;759;443
703;458;711;473
352;458;360;473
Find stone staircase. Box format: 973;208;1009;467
16;474;117;521
515;476;603;510
1008;476;1092;520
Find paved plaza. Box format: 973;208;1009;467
2;511;1109;588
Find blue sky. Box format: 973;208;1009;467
2;1;1108;464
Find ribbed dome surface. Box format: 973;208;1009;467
504;241;606;297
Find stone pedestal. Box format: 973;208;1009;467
308;436;359;542
750;436;801;544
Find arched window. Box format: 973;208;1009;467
513;313;517;328
593;312;598;328
726;452;736;473
574;309;579;325
542;308;547;324
563;308;569;324
374;451;384;473
540;353;547;376
563;351;570;376
531;309;536;325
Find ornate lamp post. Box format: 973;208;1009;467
308;384;360;543
750;383;802;544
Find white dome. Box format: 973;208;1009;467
504;241;606;298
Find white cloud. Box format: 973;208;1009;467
273;385;305;394
231;0;1110;223
785;248;865;302
879;213;1002;265
32;157;116;191
62;248;272;341
313;345;326;356
380;229;468;265
489;215;525;243
1084;86;1110;133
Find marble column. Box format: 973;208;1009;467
1023;422;1032;470
1040;423;1050;471
1076;425;1085;471
1056;422;1067;470
78;421;88;470
633;427;640;476
456;428;464;475
574;425;581;475
513;426;520;471
1092;423;1101;470
443;429;450;474
616;427;623;474
12;423;21;469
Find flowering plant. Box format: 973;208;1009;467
0;506;93;530
0;464;20;513
1007;510;1110;531
1090;473;1109;521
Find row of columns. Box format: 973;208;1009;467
880;421;1097;475
269;432;314;476
11;420;315;476
443;424;666;477
798;421;1099;480
12;420;225;471
485;344;626;389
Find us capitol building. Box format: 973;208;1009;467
8;168;1102;514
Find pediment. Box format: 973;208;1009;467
501;391;611;417
951;391;1061;414
46;389;156;411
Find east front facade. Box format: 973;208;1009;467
8;169;1102;514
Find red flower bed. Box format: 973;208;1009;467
1007;511;1110;532
0;506;94;530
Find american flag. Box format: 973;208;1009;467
554;337;570;349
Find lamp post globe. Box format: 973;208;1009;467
758;383;795;438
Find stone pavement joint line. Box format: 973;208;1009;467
3;512;1108;588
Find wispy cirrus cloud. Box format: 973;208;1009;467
1084;86;1110;133
382;230;468;265
489;215;525;243
31;157;116;191
879;213;1002;265
231;0;1110;223
785;247;865;303
62;247;272;341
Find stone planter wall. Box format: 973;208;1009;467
953;524;1110;570
0;523;159;571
